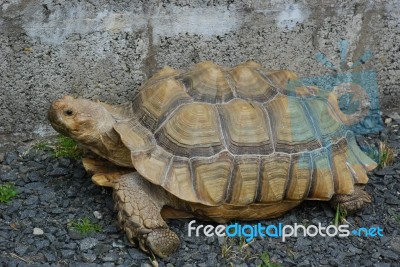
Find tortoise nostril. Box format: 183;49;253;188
64;109;74;116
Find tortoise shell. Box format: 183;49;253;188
113;61;376;206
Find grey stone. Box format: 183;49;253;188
71;263;98;267
67;228;83;240
19;166;31;175
43;251;56;262
205;235;216;245
111;240;125;248
127;248;148;260
4;152;18;165
217;236;225;246
26;171;40;182
44;233;56;243
24;182;45;191
373;264;391;267
386;197;400;205
198;244;210;253
72;168;87;179
390;236;400;253
319;258;329;265
50;208;63;214
93;211;102;220
372;252;381;259
93;244;112;254
66;188;78;198
101;252;119;262
61;249;75;258
297;260;311;267
81;252;97;263
48;167;69;176
207;252;217;266
33;227;44;235
14;245;28;256
80;237;99;250
0;170;17;181
63;242;77;250
25;195;39;205
58;157;71;167
348;244;362;254
6;201;22;213
34;239;49;251
27;160;45;169
191;253;204;261
295;237;312;248
380;236;392;246
20;209;36;219
328;259;341;266
380;250;399;260
39;191;56;202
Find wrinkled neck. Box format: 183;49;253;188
82;127;133;168
80;106;134;168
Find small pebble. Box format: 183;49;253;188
112;240;125;248
93;211;103;219
33;228;44;235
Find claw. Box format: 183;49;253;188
139;238;149;253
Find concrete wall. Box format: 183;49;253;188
1;0;399;147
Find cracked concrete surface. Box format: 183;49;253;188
0;0;399;147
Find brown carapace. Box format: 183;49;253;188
48;61;376;258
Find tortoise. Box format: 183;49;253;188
48;61;377;258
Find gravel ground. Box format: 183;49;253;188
0;120;399;267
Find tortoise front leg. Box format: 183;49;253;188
113;172;180;258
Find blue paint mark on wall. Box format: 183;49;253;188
300;40;383;134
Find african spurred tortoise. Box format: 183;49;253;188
48;61;376;257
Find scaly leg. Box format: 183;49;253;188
113;172;180;258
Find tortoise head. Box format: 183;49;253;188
48;96;149;168
48;96;116;143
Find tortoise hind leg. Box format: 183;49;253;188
113;172;180;258
329;185;372;214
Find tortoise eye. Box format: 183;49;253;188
64;109;74;116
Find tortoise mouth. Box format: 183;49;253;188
48;108;69;136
